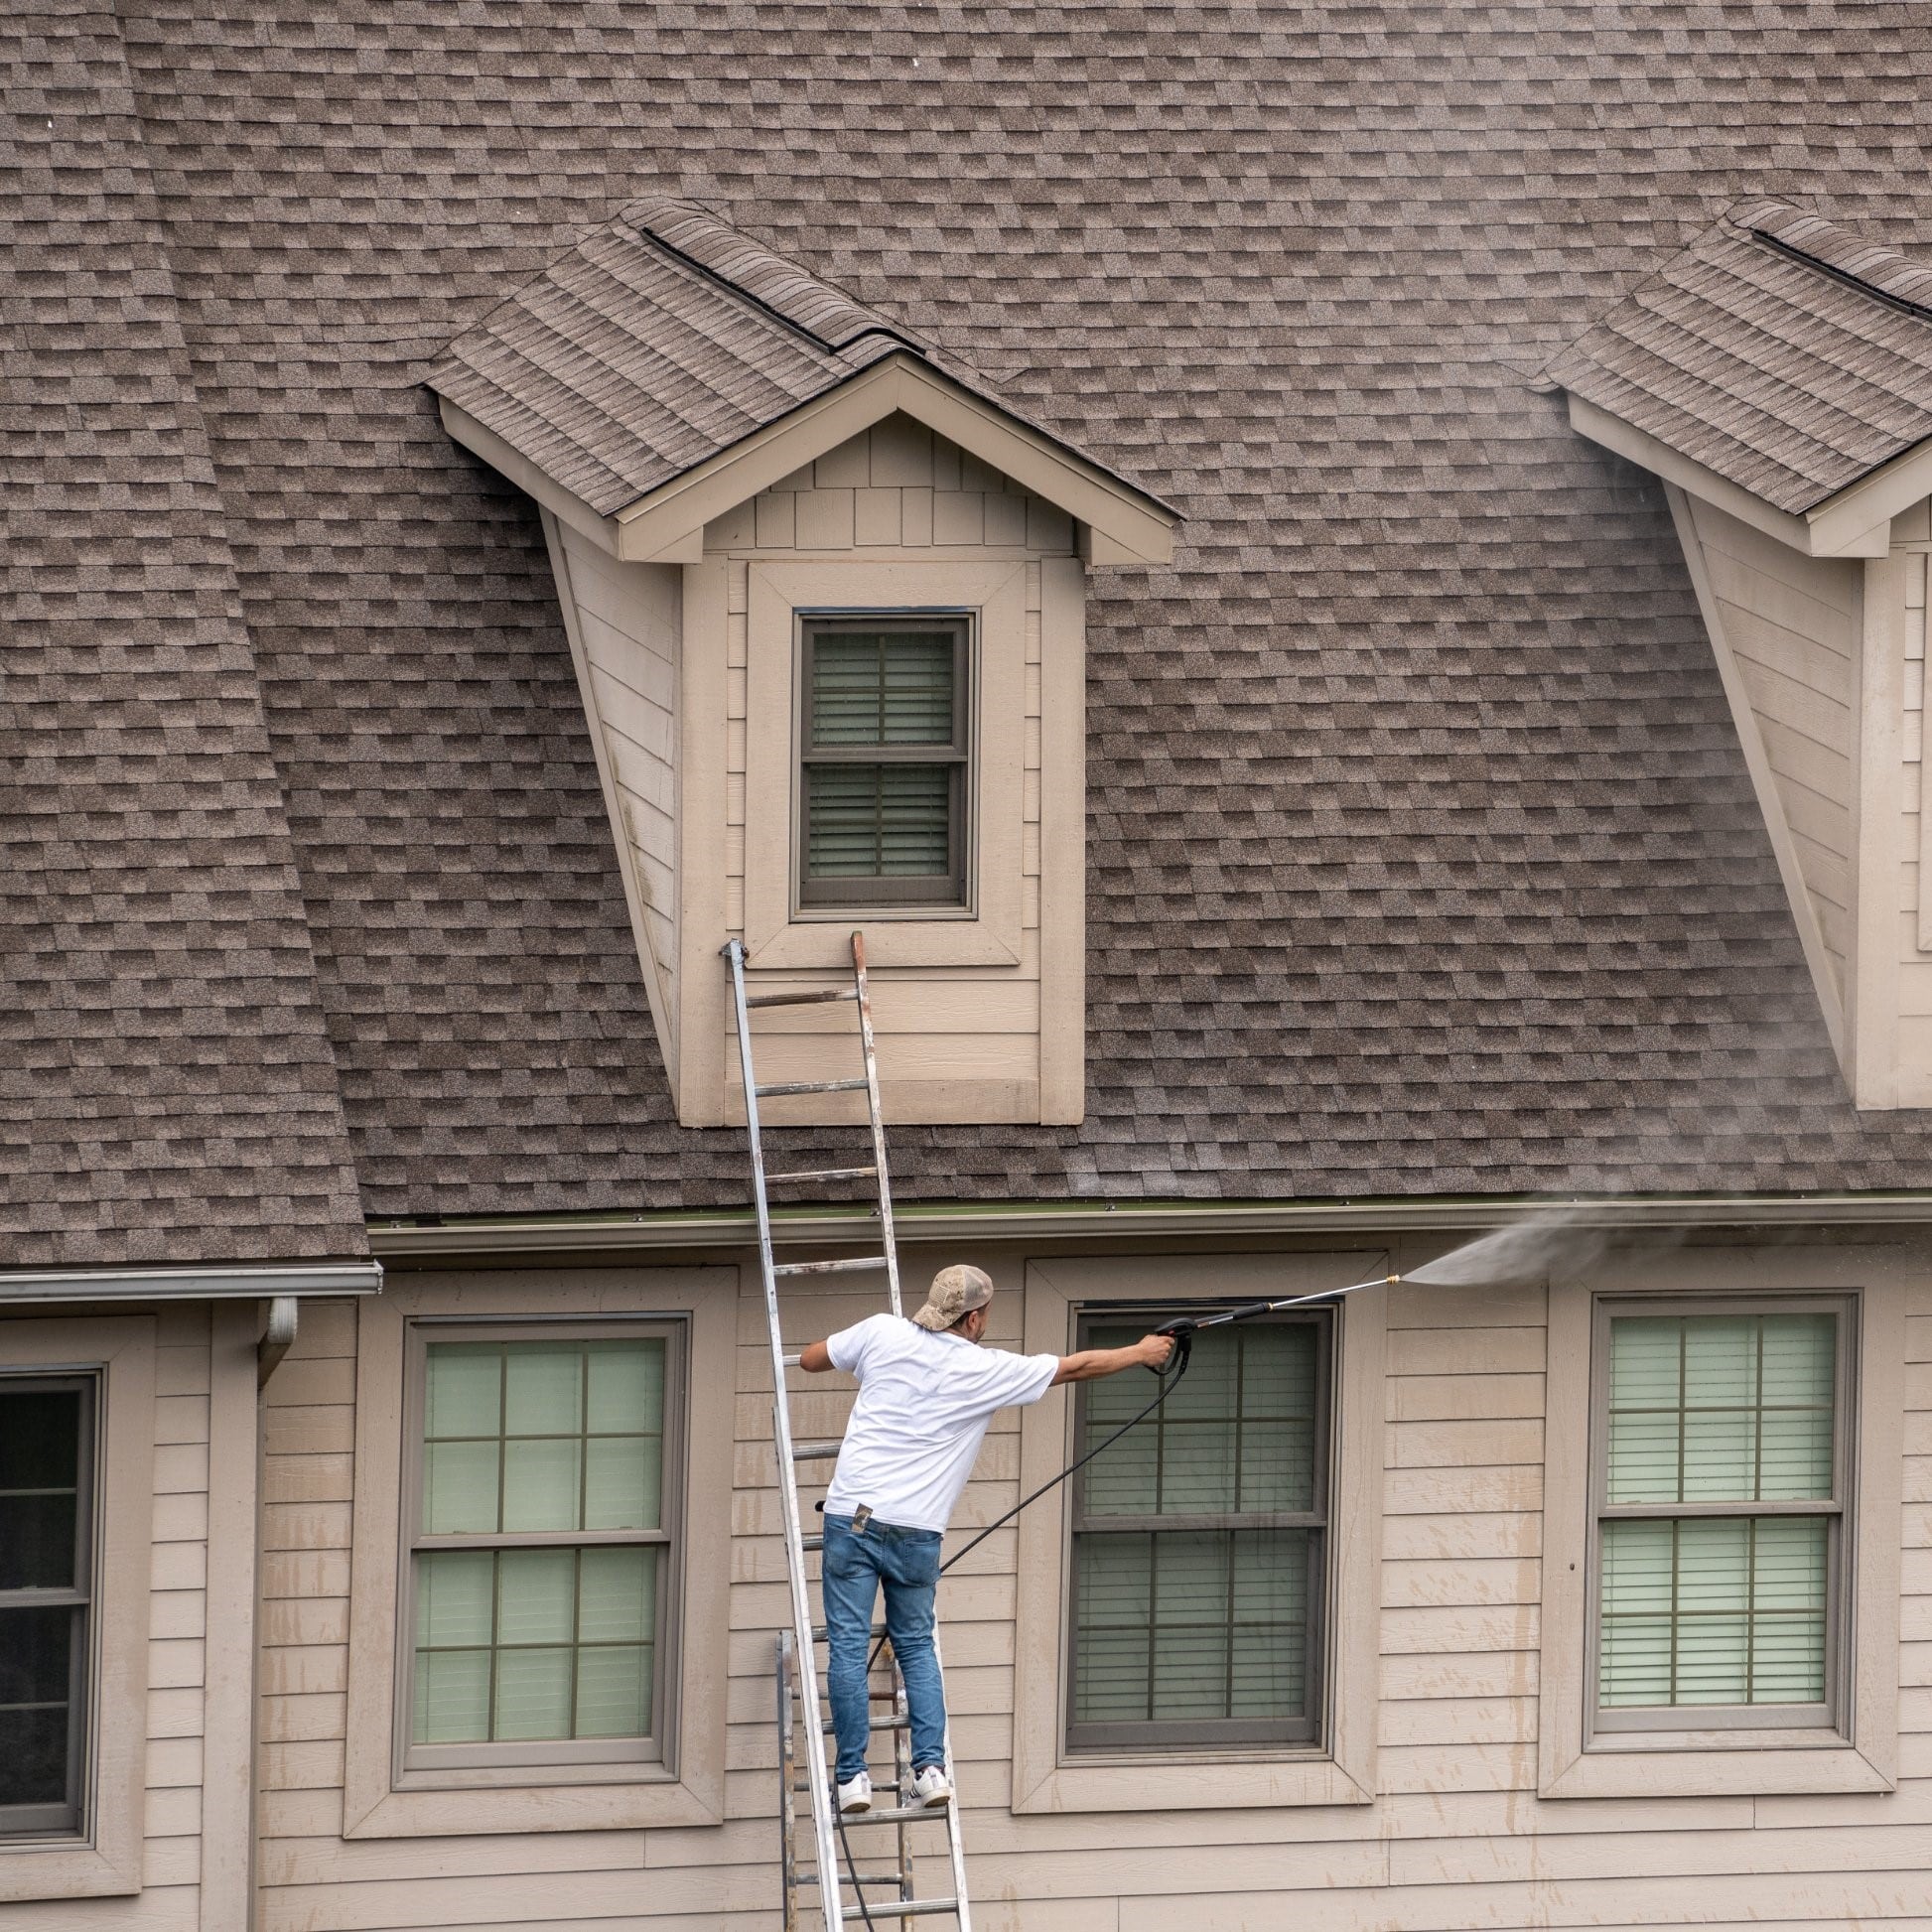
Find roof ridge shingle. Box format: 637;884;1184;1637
620;196;923;357
1730;199;1932;319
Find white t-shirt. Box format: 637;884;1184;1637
822;1312;1060;1534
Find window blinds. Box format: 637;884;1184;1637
1598;1312;1836;1711
801;626;962;890
1070;1319;1322;1734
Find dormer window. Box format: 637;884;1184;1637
797;615;971;912
427;197;1178;1126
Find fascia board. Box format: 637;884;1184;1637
0;1263;384;1303
366;1195;1932;1261
1803;434;1932;555
437;397;624;558
614;352;1179;565
1568;396;1892;558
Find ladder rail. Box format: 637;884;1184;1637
727;938;844;1930
733;930;973;1932
851;935;972;1929
849;932;902;1321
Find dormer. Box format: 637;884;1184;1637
428;200;1178;1127
1546;200;1932;1108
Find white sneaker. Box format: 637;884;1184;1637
910;1764;952;1809
836;1770;873;1815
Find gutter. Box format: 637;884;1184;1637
366;1194;1932;1262
0;1262;385;1304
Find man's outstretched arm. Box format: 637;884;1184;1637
798;1339;835;1372
1049;1333;1173;1386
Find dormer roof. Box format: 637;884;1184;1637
427;199;1177;563
1546;201;1932;556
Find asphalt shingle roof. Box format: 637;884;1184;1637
3;6;366;1267
16;1;1932;1226
1547;199;1932;514
427;197;1161;520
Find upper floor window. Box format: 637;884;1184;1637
1066;1310;1330;1751
403;1325;682;1772
1592;1301;1849;1732
796;614;971;911
0;1375;94;1838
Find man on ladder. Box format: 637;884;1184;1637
798;1263;1176;1816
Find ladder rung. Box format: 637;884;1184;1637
828;1803;954;1826
792;1442;843;1460
745;986;861;1009
812;1622;888;1641
799;1869;904;1886
783;1354;803;1370
757;1076;870;1098
802;1531;821;1550
842;1899;959;1922
768;1165;879;1184
823;1714;909;1733
773;1255;887;1278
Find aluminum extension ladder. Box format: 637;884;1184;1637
724;931;972;1932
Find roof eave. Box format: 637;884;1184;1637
1567;392;1916;559
610;350;1180;567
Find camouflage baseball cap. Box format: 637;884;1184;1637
910;1263;996;1331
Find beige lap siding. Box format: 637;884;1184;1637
1679;497;1859;1010
541;522;683;1078
679;415;1084;1130
252;1244;1932;1930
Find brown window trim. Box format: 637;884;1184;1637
396;1317;686;1777
1063;1306;1332;1755
1586;1292;1856;1741
794;611;972;911
0;1373;95;1841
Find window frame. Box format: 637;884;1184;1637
396;1317;687;1777
1063;1307;1332;1754
343;1270;733;1840
0;1373;96;1841
1537;1252;1904;1802
0;1315;153;1903
1585;1293;1854;1740
1012;1252;1385;1814
792;610;975;913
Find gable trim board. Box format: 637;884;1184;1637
442;352;1178;570
616;354;1176;566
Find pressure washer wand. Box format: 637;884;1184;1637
1153;1272;1400;1365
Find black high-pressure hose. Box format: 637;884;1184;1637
836;1273;1396;1922
842;1336;1193;1928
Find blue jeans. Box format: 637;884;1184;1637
821;1514;946;1782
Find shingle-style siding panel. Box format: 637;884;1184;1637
548;529;683;1068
